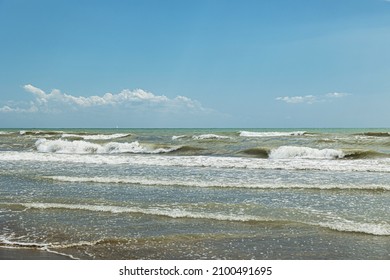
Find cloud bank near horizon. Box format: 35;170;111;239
276;92;350;104
0;84;207;114
0;85;223;127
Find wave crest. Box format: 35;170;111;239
192;134;230;140
61;133;130;140
35;139;178;154
269;146;345;159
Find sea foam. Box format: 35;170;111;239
19;202;269;223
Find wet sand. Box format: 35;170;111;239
0;248;72;260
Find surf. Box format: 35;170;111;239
10;202;390;236
35;138;179;154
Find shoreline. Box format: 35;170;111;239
0;247;73;260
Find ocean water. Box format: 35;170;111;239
0;128;389;259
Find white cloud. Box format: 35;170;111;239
325;92;350;98
276;92;350;104
0;106;14;113
276;95;317;104
1;84;206;113
0;104;38;113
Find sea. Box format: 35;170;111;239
0;128;389;260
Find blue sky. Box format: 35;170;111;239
1;0;390;128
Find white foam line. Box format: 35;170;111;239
5;203;390;236
45;176;390;191
317;220;390;236
20;202;266;223
0;235;79;260
1;151;390;172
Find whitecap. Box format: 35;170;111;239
192;134;230;140
269;146;345;159
35;139;178;154
172;135;187;140
61;133;130;140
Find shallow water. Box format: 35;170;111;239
1;128;389;259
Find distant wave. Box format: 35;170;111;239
0;131;13;136
239;131;306;137
61;133;130;140
18;130;132;140
19;130;64;136
172;134;231;141
192;134;231;140
35;139;179;154
172;135;188;140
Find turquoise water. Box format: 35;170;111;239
0;128;390;259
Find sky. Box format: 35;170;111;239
1;0;390;128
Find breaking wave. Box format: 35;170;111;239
35;139;179;154
269;146;345;159
0;131;13;135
